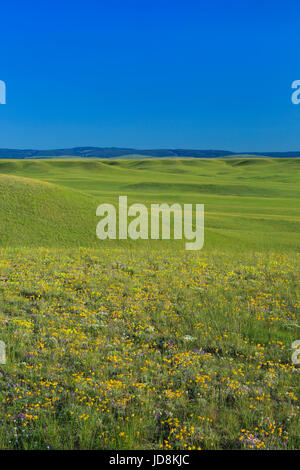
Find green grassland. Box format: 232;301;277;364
0;157;299;251
0;158;299;449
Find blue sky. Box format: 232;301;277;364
0;0;300;151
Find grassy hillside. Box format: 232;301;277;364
0;158;299;251
0;174;97;247
0;158;299;450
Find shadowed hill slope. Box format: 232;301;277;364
0;174;97;247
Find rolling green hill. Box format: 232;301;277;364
0;157;299;251
0;174;97;247
0;158;299;450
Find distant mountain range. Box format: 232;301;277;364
0;147;300;159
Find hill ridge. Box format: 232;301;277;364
1;147;300;159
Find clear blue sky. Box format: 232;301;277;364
0;0;300;151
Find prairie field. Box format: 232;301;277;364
0;158;299;449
